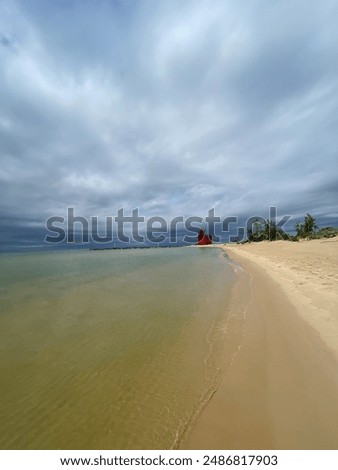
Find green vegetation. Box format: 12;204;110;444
295;214;338;240
245;213;337;243
310;226;338;239
295;213;318;238
247;218;294;242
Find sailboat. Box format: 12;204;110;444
197;229;212;245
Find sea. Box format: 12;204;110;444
0;246;237;449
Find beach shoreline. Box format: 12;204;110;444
223;238;338;363
183;238;338;449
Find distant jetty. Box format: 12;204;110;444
89;244;189;251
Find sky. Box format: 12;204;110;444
1;0;338;246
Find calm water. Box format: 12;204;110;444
0;247;235;449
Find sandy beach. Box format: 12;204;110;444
183;237;338;449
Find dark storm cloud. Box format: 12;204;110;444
0;0;337;245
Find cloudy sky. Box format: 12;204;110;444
1;0;337;244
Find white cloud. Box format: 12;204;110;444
0;0;337;243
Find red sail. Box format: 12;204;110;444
197;229;212;245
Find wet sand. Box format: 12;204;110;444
183;238;338;449
225;237;338;362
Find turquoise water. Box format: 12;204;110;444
0;247;235;449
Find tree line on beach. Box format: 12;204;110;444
246;213;338;243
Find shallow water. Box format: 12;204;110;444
0;247;235;449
